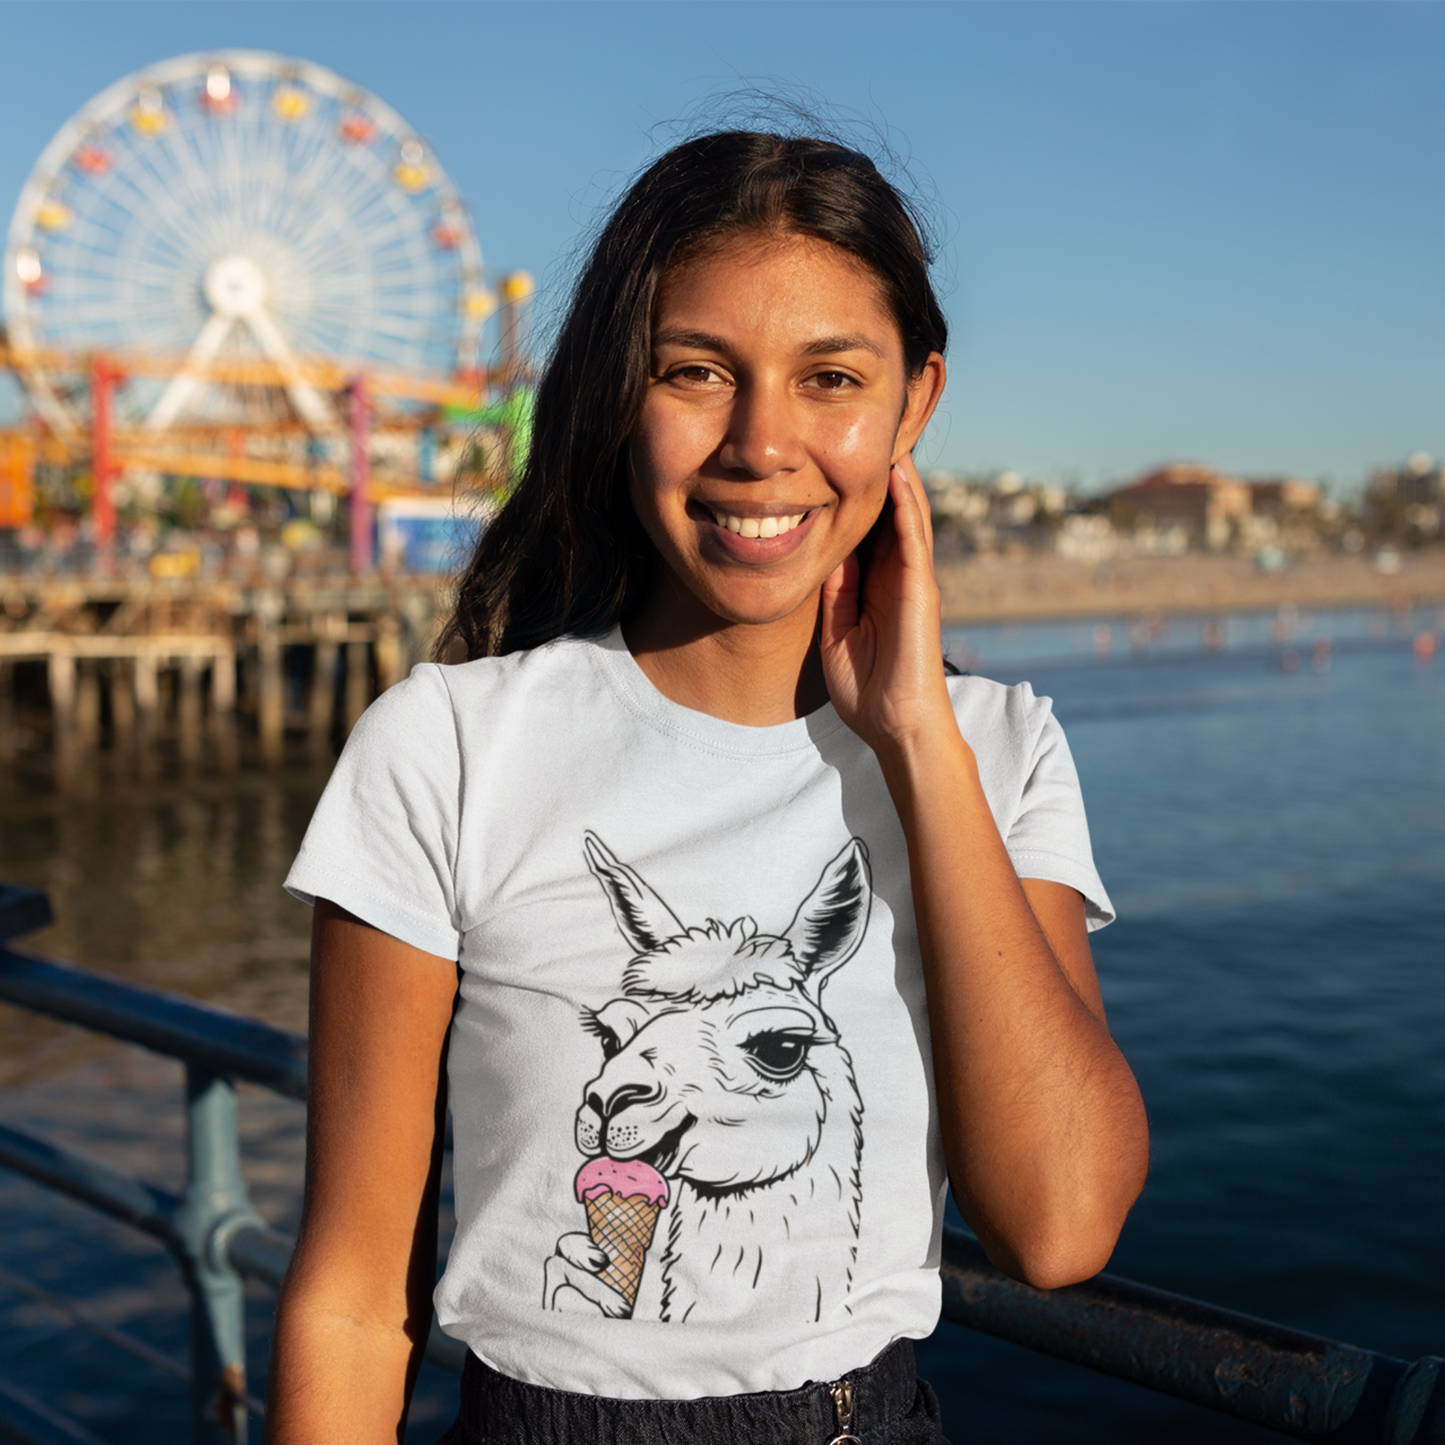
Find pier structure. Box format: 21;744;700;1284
0;573;448;774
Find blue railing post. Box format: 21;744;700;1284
173;1066;263;1445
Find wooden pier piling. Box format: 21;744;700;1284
109;659;135;747
177;656;203;763
308;618;341;756
47;651;75;744
134;652;158;744
76;662;102;748
0;662;13;763
0;574;447;774
344;640;370;738
257;619;285;768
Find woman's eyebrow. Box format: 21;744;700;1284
652;328;885;359
652;327;727;352
801;334;886;359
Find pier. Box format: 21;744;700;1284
0;573;448;776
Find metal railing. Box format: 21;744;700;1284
0;881;1442;1445
0;884;463;1445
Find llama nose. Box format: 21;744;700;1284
589;1081;659;1121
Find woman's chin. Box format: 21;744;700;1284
636;552;829;640
695;581;824;632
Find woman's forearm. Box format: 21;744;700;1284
267;1271;433;1443
268;1109;443;1444
266;900;456;1442
877;726;1149;1289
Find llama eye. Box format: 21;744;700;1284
597;1027;622;1060
742;1031;812;1081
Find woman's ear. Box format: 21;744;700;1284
893;352;947;463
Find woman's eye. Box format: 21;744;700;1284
665;364;723;385
742;1032;812;1080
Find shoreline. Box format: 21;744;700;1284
935;549;1445;624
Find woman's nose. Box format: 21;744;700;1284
717;383;805;479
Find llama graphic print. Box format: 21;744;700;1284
542;832;871;1323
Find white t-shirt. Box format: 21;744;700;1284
285;627;1112;1400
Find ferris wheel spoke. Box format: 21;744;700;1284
293;187;388;263
290;112;345;190
243;304;340;434
318;149;409;226
110;162;213;261
294;238;372;285
144;311;235;430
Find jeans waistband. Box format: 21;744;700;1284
449;1337;919;1445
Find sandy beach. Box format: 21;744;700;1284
936;549;1445;624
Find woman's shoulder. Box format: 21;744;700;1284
401;633;602;704
336;634;607;783
947;670;1056;738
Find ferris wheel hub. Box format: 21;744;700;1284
204;255;268;319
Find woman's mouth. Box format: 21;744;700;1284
706;507;808;539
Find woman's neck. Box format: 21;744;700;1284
622;578;829;727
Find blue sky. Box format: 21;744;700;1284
2;1;1442;493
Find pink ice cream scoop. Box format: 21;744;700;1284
572;1158;669;1312
574;1156;669;1209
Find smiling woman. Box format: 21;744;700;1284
267;130;1148;1445
628;234;945;694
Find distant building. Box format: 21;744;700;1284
1247;478;1322;515
1108;464;1251;551
1367;454;1442;541
1108;464;1321;552
1369;454;1442;506
922;469;1075;559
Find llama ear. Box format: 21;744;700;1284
784;839;872;985
584;832;685;954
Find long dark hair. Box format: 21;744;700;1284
436;130;949;661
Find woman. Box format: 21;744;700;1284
269;131;1149;1445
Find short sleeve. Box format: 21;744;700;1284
1004;701;1115;930
285;663;463;958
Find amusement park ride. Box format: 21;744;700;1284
0;50;530;571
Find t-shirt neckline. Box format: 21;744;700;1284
588;625;849;758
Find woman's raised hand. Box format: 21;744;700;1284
820;454;957;759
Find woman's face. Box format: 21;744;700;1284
629;232;944;634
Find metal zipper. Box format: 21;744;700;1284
826;1378;862;1444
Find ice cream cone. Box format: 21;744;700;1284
574;1158;670;1312
584;1190;664;1309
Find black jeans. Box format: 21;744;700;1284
438;1337;950;1445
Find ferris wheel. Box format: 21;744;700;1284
3;50;488;442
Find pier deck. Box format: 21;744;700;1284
0;573;449;772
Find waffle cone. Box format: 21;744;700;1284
584;1190;663;1310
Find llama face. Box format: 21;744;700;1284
575;834;871;1197
575;985;845;1190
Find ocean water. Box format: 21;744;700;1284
920;605;1445;1441
0;603;1441;1442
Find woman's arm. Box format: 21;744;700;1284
266;900;458;1444
878;733;1148;1288
821;461;1149;1289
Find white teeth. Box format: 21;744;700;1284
711;509;807;539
